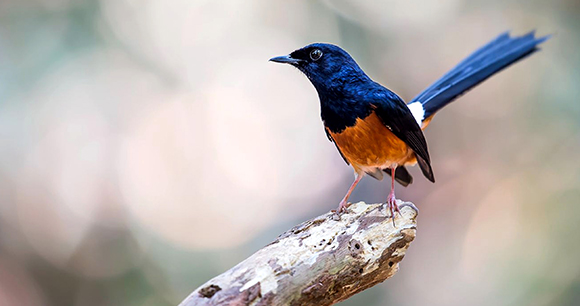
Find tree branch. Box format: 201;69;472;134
179;201;418;306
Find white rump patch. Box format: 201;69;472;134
407;102;424;126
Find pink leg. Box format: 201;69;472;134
336;174;363;213
387;167;401;226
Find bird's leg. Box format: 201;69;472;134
336;173;362;213
386;167;401;225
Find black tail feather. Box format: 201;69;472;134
384;166;414;187
413;31;550;118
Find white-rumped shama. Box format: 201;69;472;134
270;31;549;220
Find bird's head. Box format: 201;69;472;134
269;43;368;91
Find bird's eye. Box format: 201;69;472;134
310;49;323;61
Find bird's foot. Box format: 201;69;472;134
386;195;400;227
332;200;351;214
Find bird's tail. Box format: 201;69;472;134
409;31;550;123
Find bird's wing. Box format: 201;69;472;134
371;91;435;182
325;127;350;165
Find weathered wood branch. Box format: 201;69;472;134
179;201;418;306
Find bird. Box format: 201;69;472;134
270;31;549;220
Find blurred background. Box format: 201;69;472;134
0;0;578;305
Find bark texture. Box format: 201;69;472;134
179;201;418;306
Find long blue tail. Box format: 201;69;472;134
412;31;550;119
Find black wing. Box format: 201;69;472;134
325;128;349;165
371;90;435;182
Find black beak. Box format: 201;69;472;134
269;55;303;64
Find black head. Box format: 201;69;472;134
270;43;379;132
269;43;368;90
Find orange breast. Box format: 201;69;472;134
328;113;416;173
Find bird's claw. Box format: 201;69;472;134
333;201;351;214
386;195;399;227
385;200;419;227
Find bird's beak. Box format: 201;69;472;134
269;55;303;64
